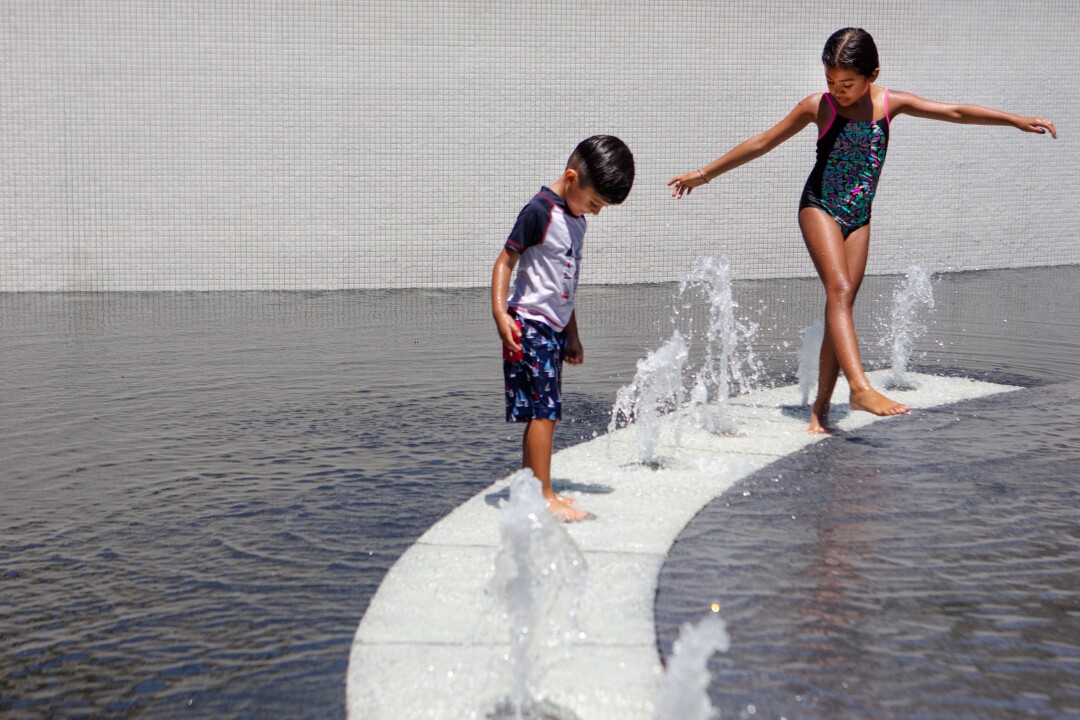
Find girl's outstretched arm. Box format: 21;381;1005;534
889;91;1057;138
669;95;819;198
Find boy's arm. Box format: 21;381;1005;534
491;247;521;350
889;91;1057;138
563;310;583;365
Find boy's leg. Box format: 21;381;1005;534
506;319;590;522
522;419;555;493
522;419;589;521
521;418;575;505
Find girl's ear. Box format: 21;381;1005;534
869;67;880;83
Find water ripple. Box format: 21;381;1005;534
2;269;1080;718
656;382;1080;720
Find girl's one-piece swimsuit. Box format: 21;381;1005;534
800;89;890;237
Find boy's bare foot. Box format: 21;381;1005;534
546;497;593;523
555;494;577;505
849;387;910;417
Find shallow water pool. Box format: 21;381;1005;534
2;266;1079;718
656;381;1080;719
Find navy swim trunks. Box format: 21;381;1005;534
504;316;566;423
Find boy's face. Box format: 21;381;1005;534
564;173;610;217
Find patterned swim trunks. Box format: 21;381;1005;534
504;316;566;423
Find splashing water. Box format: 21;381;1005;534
609;330;689;466
881;265;935;389
678;256;762;433
487;470;589;719
797;321;824;406
654;612;731;720
610;255;763;464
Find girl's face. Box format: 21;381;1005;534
824;64;879;107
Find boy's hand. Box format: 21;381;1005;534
563;310;583;365
496;312;521;353
564;335;584;365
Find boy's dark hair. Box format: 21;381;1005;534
822;27;879;78
567;135;635;205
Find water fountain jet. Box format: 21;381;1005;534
654;612;731;720
609;331;689;467
678;256;762;435
797;321;824;406
881;265;935;390
487;470;589;719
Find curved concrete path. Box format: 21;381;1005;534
346;371;1017;719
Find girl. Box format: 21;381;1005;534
669;27;1056;434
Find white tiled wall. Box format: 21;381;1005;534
1;1;1076;290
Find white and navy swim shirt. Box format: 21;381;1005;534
505;186;586;332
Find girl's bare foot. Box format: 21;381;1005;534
849;387;910;417
808;401;832;434
546;497;592;522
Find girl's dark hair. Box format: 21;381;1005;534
568;135;635;205
822;27;879;78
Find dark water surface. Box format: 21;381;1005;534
2;266;1080;718
655;383;1080;719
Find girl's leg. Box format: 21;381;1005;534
809;217;865;430
799;209;909;432
522;419;589;521
812;334;842;431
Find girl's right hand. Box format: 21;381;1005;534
667;169;710;199
1016;116;1057;138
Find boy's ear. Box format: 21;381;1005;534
562;167;580;185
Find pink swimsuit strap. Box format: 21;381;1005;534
819;89;890;139
818;93;839;140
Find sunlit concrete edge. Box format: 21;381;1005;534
346;371;1019;719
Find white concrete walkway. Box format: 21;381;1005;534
346;371;1017;719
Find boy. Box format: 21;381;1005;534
491;135;635;522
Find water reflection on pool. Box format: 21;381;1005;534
1;266;1078;718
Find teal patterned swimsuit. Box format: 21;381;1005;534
800;90;890;236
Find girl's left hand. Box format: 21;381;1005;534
1019;116;1057;139
668;170;709;199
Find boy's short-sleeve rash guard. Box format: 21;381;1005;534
505;186;586;332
